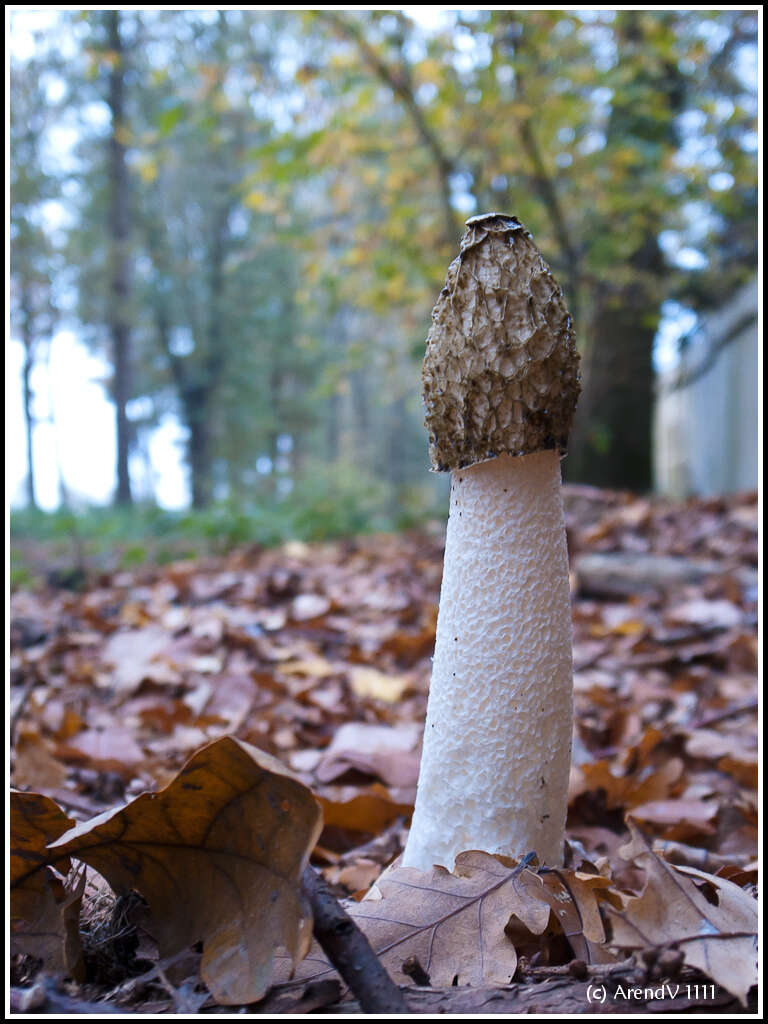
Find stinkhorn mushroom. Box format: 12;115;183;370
402;213;581;872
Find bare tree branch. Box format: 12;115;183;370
324;12;460;247
302;866;409;1014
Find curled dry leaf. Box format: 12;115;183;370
316;722;421;788
520;868;622;964
49;737;323;1005
316;750;419;789
10;791;84;976
606;820;757;1004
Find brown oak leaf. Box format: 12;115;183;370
277;852;551;989
10;791;84;976
606;820;758;1004
49;737;323;1004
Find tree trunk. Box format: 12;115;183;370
22;347;37;510
387;394;407;516
106;10;133;506
351;368;370;448
20;285;37;510
269;367;283;497
185;205;229;509
566;12;683;491
326;393;340;463
188;405;213;509
568;237;663;490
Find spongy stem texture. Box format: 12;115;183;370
402;450;573;872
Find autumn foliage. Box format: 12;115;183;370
10;486;758;1013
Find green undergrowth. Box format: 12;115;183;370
10;471;447;590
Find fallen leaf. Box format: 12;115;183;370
50;737;323;1004
306;681;346;713
289;749;323;773
8;489;759;1010
316;722;421;787
10;791;83;975
280;656;337;679
274;851;550;990
316;750;420;788
327;859;382;895
581;733;684;811
348;666;410;703
11;727;68;790
187;654;223;674
521;868;621;963
101;626;180;693
681;729;758;788
669;599;743;630
684;728;754;761
38;699;84;740
629;798;718;830
147;721;225;755
291;594;331;621
319;786;413;835
717;751;757;788
378;613;436;664
606;821;757;1004
714;864;758;888
57;727;146;773
10;790;74;881
201;673;258;733
348;852;551;986
325;721;421;757
123;694;192;733
649;839;752;873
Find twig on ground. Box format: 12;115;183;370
519;957;637;980
302;865;408;1014
691;699;758;730
402;954;431;986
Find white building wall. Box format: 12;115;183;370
654;277;758;498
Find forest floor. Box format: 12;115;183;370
9;485;759;1015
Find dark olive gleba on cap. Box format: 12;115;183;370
422;213;580;472
404;214;581;872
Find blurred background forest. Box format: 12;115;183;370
9;8;759;573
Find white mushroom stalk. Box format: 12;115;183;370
403;213;581;873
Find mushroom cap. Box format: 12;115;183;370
422;213;580;472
